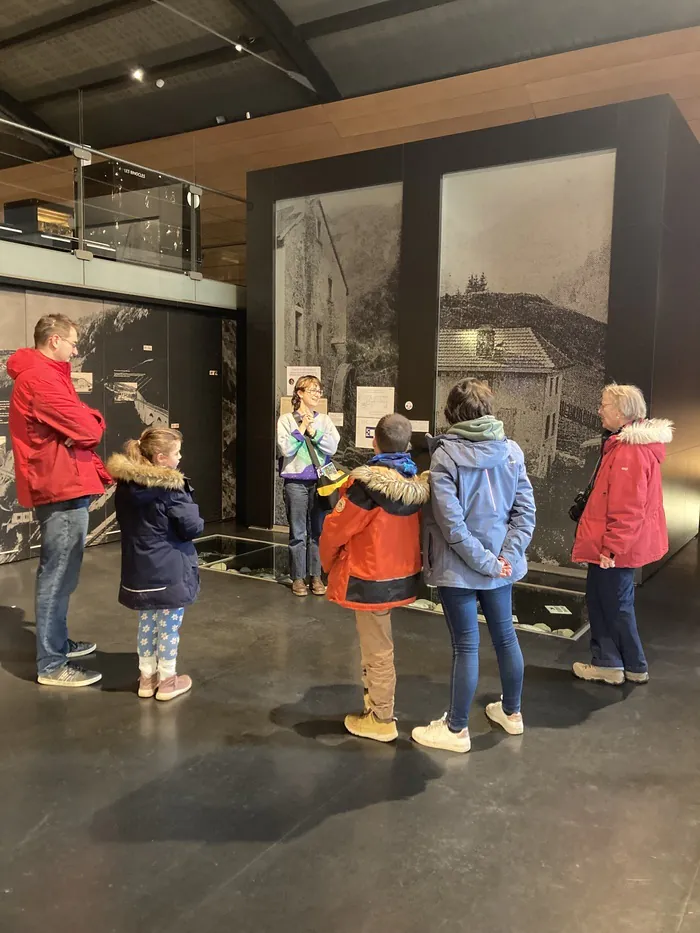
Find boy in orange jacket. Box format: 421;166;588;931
320;413;430;742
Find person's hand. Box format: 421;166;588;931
498;557;512;578
599;553;616;569
299;413;312;434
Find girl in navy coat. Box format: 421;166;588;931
106;428;204;701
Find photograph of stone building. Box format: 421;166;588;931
274;183;402;523
437;150;616;566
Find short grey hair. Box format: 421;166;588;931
603;383;647;421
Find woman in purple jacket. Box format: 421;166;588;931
413;379;536;754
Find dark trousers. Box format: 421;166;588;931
439;584;524;731
284;480;325;581
586;564;647;674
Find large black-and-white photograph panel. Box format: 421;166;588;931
437;150;616;567
273;182;402;524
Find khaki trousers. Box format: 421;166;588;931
355;609;396;720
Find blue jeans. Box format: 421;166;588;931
35;497;90;674
284;480;325;580
439;584;524;731
586;564;647;673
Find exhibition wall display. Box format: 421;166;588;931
247;96;700;579
0;287;238;564
436;151;616;567
273;182;402;523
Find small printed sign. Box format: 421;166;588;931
545;605;573;615
411;420;430;433
170;423;180;429
329;412;344;427
143;345;153;351
209;370;218;376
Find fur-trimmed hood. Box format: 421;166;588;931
350;465;430;509
106;453;186;491
618;419;674;446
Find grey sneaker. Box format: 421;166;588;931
66;639;97;659
37;664;102;688
625;670;650;684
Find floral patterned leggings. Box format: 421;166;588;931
137;608;184;677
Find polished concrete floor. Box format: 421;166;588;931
1;541;699;933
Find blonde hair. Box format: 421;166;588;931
603;383;647;421
34;313;77;348
124;427;182;465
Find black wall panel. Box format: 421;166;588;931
168;308;223;523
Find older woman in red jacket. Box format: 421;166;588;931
572;384;673;686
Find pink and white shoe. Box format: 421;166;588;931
137;673;159;699
156;674;192;701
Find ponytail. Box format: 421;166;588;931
123;427;182;465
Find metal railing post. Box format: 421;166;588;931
72;146;92;261
187;185;202;280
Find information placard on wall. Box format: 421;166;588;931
285;366;321;396
355;386;395;448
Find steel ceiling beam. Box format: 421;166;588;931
298;0;459;40
0;0;148;52
26;42;263;107
232;0;341;101
0;89;64;156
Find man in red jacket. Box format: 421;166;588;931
8;313;111;688
572;383;672;686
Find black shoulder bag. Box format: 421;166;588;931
569;451;603;523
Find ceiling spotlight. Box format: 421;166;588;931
245;111;251;119
155;78;165;88
215;115;226;125
131;67;145;82
235;43;243;52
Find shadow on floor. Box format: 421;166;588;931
91;689;445;846
0;604;139;692
0;604;37;682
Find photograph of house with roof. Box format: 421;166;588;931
437;150;616;567
274;184;402;523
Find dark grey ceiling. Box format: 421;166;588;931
0;0;699;159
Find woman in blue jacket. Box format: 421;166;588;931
413;378;536;754
107;427;204;702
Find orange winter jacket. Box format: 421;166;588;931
320;465;430;612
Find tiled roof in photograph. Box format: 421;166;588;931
437;327;571;373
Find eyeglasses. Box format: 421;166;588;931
55;335;78;350
302;386;322;395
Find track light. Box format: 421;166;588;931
131;67;145;82
245;111;251;119
235;44;243;52
155;78;165;88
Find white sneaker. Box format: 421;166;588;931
573;662;624;685
485;700;524;735
412;713;470;753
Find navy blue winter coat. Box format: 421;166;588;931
106;453;205;610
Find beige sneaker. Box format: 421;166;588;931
412;714;471;753
625;670;650;684
156;674;192;701
486;700;524;735
138;673;158;698
292;579;309;597
344;709;398;743
573;662;624;685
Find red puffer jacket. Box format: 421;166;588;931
7;348;111;508
320;465;430;612
572;419;673;568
